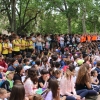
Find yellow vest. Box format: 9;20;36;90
0;43;2;53
2;42;9;54
20;39;26;50
13;40;20;51
29;41;33;49
25;41;29;49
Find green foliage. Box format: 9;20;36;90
1;0;100;34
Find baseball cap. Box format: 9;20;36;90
6;71;15;77
23;65;31;71
77;59;84;66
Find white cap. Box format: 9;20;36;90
23;65;31;71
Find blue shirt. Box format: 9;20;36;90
7;66;15;71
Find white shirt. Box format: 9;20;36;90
60;37;64;44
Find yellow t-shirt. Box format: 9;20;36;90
0;43;2;53
21;39;26;50
2;42;9;54
29;41;33;49
25;41;29;49
13;40;20;51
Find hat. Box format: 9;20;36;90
6;71;14;76
77;59;84;66
23;65;31;71
0;66;4;70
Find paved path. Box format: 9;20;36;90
97;95;100;100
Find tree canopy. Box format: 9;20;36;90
0;0;100;34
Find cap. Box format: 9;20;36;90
77;59;84;66
6;71;14;77
23;65;31;71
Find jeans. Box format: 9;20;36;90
66;96;76;100
76;89;88;99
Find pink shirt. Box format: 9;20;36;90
24;78;37;97
60;76;76;96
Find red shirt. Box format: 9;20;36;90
0;60;8;72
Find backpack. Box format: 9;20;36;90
0;80;5;87
41;89;50;99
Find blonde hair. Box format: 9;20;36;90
0;88;7;94
65;69;72;78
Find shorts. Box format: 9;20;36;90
2;54;8;57
12;51;20;56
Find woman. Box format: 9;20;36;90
13;65;24;82
76;63;97;96
9;84;28;100
60;67;88;100
24;68;38;98
45;79;65;100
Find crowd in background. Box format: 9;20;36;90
0;32;100;100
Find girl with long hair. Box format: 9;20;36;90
76;63;97;96
45;79;64;100
60;67;89;100
9;84;28;100
24;68;38;98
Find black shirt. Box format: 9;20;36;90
13;73;22;82
76;83;92;91
38;76;45;88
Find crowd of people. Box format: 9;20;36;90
0;32;100;100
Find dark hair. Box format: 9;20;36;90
97;61;100;67
51;55;58;61
69;64;75;72
24;68;38;84
44;51;48;56
15;66;23;74
35;59;41;66
32;55;37;61
91;70;96;76
40;69;49;75
54;62;60;68
23;58;29;63
9;85;25;100
48;79;59;98
11;59;17;65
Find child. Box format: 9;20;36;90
1;71;14;92
0;88;8;100
0;66;5;80
91;70;100;92
91;70;99;85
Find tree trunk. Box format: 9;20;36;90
82;13;86;33
94;23;97;32
11;0;16;32
67;17;71;34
